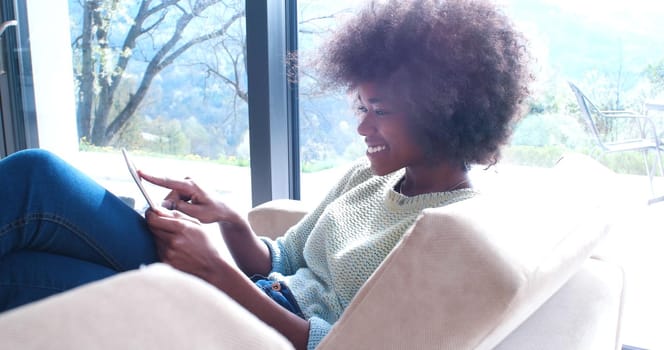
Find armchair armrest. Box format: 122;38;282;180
248;199;311;239
0;264;293;350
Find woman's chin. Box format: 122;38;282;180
368;162;398;177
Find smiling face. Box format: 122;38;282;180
355;82;426;176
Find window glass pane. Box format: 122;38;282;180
64;0;250;212
500;0;664;178
296;1;361;205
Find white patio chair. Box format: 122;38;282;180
569;81;664;205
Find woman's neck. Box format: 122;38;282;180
398;163;470;196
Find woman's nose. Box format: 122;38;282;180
356;113;376;136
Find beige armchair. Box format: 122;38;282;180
0;155;624;349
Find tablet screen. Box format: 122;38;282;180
122;148;157;209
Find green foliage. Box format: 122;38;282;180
141;117;190;155
181;116;212;157
503;144;655;176
646;59;664;93
511;112;592;149
503;145;569;168
111;110;145;150
301;137;343;166
527;78;575;115
214;155;249;167
78;137;117;153
302;160;337;173
596;151;658;176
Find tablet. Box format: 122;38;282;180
122;148;158;209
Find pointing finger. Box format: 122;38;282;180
139;171;195;193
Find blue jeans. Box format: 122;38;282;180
0;149;159;311
254;279;304;318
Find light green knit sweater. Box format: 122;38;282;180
263;159;476;349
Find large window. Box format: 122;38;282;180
6;1;664;204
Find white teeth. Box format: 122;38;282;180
367;145;387;154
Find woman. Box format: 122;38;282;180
0;0;531;349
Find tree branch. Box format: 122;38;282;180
157;10;244;71
105;1;243;141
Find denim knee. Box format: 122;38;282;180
2;149;64;183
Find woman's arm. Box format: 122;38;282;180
139;172;271;277
216;208;273;276
205;257;310;350
145;209;309;349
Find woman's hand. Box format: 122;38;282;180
140;170;272;277
145;209;227;281
146;208;308;350
139;171;236;224
140;176;306;349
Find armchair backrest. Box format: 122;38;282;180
317;187;610;349
248;154;618;349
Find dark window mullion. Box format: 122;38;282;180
246;0;300;206
0;0;37;157
286;0;300;200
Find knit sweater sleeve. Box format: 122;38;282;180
307;317;332;350
262;159;371;275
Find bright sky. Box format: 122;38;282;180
524;0;664;22
541;0;664;12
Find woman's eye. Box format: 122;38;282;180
356;105;390;117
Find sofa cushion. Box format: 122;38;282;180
317;154;616;349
